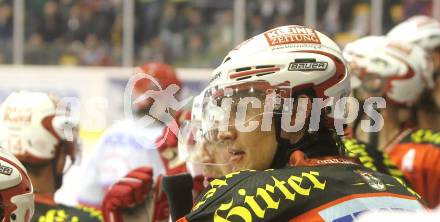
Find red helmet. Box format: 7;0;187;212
134;62;181;93
132;62;182;110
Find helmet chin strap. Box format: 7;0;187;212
270;113;313;169
53;166;63;191
51;142;66;191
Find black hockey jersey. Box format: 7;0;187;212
181;152;425;222
34;195;102;222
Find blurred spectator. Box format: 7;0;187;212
404;0;432;18
64;4;83;41
81;34;111;66
136;0;162;43
158;2;185;61
138;36;170;63
247;14;265;37
37;1;64;42
182;33;209;68
0;2;12;40
59;41;83;66
25;33;49;64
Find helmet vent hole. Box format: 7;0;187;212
236;76;252;81
235;67;252;72
256;72;276;77
223;57;231;64
256;65;275;69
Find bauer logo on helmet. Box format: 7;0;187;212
288;59;328;71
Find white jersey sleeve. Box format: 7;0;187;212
76;120;165;207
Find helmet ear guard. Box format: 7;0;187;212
41;114;79;165
41;114;79;189
51;114;80;163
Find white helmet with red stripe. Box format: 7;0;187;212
0;148;34;222
387;16;438;89
0;91;79;164
178;25;351;172
209;25;350;127
345;37;428;106
343;36;387;89
387;15;440;51
343;36;386;64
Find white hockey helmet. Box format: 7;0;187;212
0;148;34;222
343;36;388;89
345;37;428;106
208;25;350;127
0;91;80;164
179;25;351;170
387;15;440;51
343;36;387;63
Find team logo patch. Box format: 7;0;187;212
355;170;386;191
264;26;321;46
0;163;13;176
3;107;32;124
288;59;328;71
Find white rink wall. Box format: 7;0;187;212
0;65;211;133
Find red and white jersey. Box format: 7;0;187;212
77;120;165;207
387;129;440;209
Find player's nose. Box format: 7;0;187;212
217;128;237;141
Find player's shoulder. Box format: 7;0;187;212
343;138;380;169
343;137;375;156
401;128;440;147
343;137;406;181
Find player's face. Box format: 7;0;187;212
214;97;278;172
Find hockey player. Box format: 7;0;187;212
101;110;195;222
344;35;440;208
388;15;440;133
0;148;34;222
102;26;429;222
0;91;102;222
77;62;186;209
176;25;426;221
101;91;232;222
342;36;428;181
